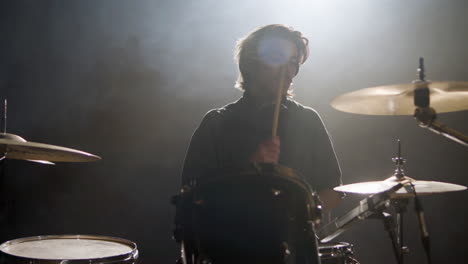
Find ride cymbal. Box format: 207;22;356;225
331;81;468;115
334;176;467;197
0;133;101;162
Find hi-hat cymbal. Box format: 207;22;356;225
331;81;468;115
0;133;101;162
334;176;467;197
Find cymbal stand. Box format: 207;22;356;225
389;139;433;264
369;192;407;264
409;183;432;264
389;198;409;264
413;58;468;147
388;140;410;264
378;211;402;264
341;140;409;264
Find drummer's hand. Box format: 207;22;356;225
249;136;280;164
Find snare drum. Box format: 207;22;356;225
174;164;322;264
0;235;138;264
319;242;358;264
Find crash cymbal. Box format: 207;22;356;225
331;81;468;115
0;133;101;162
334;176;467;197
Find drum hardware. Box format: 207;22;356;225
0;100;101;163
330;70;468;115
0;102;121;263
331;58;468;147
333;175;466;197
319;178;407;263
412;59;468;147
333;141;466;198
384;183;432;264
411;183;431;264
317;181;403;243
328;141;464;264
0;133;101;163
172;164;323;264
318;242;359;264
388;197;409;264
0;234;138;264
330;56;468;263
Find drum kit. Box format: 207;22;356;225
0;58;466;263
0;100;138;263
174;58;468;264
320;58;468;264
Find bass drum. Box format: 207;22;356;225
0;235;138;264
174;164;322;264
319;242;359;264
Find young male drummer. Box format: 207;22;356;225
179;24;342;264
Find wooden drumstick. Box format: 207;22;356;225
271;67;287;138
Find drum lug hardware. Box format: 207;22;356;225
272;188;282;196
180;185;192;194
401;246;410;254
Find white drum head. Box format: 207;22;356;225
0;235;137;262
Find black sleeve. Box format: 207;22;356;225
180;110;219;187
306;111;342;191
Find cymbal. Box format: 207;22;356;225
331;81;468;115
334;176;467;197
0;133;101;162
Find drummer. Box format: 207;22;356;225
180;24;342;263
181;24;342;211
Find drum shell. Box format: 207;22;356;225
0;235;138;264
189;164;322;224
176;165;321;263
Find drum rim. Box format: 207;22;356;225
318;242;354;259
0;234;138;262
318;242;352;249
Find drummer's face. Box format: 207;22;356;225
251;37;300;98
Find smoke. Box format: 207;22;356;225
1;0;467;263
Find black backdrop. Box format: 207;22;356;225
1;1;467;263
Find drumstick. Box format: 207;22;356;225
271;66;287;138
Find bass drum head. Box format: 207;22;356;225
0;235;138;264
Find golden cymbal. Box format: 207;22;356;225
334;176;467;197
0;133;101;163
331;81;468;115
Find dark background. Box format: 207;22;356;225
1;0;467;263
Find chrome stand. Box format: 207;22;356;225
387;140;410;264
413;58;468;147
386;139;432;264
